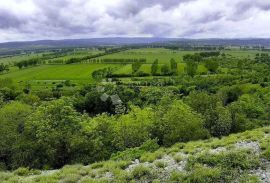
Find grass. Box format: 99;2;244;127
0;64;120;90
99;48;201;64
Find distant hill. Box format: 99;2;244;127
0;37;175;49
1;37;270;56
1;37;270;49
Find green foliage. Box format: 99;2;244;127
170;58;177;74
151;59;159;75
262;147;270;160
113;106;154;149
204;58;219;73
188;149;260;170
185;61;198;77
161;64;171;75
205;104;232;137
186;165;222;183
111;139;159;161
13;167;41;176
153;100;209;146
0;102;32;170
132;61;143;74
131;165;154;180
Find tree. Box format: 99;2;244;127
151;59;159;76
113;106;154;150
23;99;88;168
153;99;209;146
205;104;232;137
161;64;170;75
170;58;177;75
183;54;202;62
0;102;32;170
204;59;219;73
0;64;9;73
132;61;142;74
185;61;198;77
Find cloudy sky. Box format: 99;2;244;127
0;0;270;42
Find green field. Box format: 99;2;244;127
99;48;201;64
0;48;265;90
0;64;119;90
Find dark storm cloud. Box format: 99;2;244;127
0;0;270;42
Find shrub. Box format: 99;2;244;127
187;165;222;183
140;151;164;163
154;160;167;168
188;149;260;170
131;165;153;180
169;171;185;182
262;147;270;160
173;154;184;163
154;100;210;146
13;167;41;176
111;139;159;161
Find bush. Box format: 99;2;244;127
140;151;164;163
154;160;167;168
173;154;184;163
131;165;153;180
262;147;270;160
111;139;159;161
187;165;222;183
188;149;260;170
153;100;210;146
13;167;41;176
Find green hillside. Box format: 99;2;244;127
1;126;270;183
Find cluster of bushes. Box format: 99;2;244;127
0;96;209;170
65;47;129;64
15;58;40;69
101;58;146;64
183;52;220;62
0;63;9;73
92;67;114;80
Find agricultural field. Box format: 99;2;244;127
0;64;120;90
99;48;200;63
0;48;263;90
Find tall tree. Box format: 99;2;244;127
170;58;177;75
161;64;170;76
185;61;198;77
151;59;159;76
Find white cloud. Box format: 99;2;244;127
0;0;270;42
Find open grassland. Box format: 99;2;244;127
98;48;264;64
99;48;202;64
113;63;207;75
0;64;119;90
46;49;103;63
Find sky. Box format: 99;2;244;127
0;0;270;42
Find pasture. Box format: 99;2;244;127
0;64;120;90
0;47;263;91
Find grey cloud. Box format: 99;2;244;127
0;10;25;29
0;0;270;42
